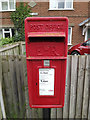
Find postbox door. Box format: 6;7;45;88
27;59;66;107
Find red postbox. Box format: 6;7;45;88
25;17;68;108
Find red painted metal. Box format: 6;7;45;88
28;32;66;37
26;56;67;60
25;17;68;108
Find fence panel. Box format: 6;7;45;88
2;56;14;117
0;42;26;56
75;55;86;118
0;56;6;119
69;56;78;118
0;55;89;119
21;57;32;118
82;55;90;118
51;108;57;118
57;108;63;118
15;56;26;117
63;56;71;118
88;98;90;120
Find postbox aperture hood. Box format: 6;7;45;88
28;32;65;37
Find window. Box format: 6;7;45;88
68;27;72;45
0;0;15;11
2;28;15;38
85;40;90;46
85;28;90;41
87;28;90;39
49;0;73;10
2;28;12;38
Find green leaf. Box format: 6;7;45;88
11;2;31;42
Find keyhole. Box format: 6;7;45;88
36;83;37;85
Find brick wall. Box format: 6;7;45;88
31;2;88;17
0;2;89;46
0;2;20;27
30;2;88;46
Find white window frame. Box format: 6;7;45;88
68;27;72;45
82;22;90;41
0;0;16;12
85;27;90;41
49;0;73;10
85;30;88;41
2;28;12;38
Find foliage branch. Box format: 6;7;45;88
11;2;31;42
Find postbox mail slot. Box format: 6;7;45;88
28;37;65;43
28;32;66;37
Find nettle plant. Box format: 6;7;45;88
11;2;31;42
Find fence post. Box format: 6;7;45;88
82;55;90;118
75;55;86;118
69;56;78;118
63;56;71;118
0;56;6;118
22;56;32;118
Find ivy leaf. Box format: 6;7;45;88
11;2;32;42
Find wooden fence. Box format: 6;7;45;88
0;42;26;55
0;55;90;119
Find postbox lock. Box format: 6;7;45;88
44;60;50;67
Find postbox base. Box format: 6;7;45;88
30;104;64;108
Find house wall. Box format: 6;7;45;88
0;12;13;27
0;2;19;28
0;2;89;46
30;2;89;46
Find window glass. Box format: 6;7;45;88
2;2;8;10
5;33;10;38
68;28;71;44
58;0;65;8
86;40;90;46
87;28;90;39
9;0;14;9
50;0;56;9
66;2;72;8
66;0;72;8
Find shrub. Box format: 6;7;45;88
11;2;31;42
0;37;14;46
